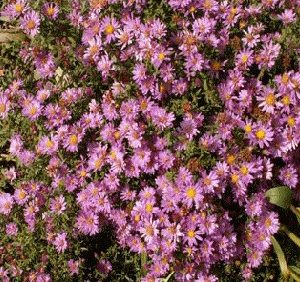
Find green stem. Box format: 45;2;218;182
281;225;300;248
290;205;300;219
141;252;147;277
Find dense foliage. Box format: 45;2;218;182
1;0;300;281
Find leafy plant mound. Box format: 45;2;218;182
1;0;300;281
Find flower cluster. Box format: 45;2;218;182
1;0;300;281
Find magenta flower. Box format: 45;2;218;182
53;232;68;253
20;9;40;37
0;95;10;119
0;193;14;215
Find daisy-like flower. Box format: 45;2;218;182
278;9;296;25
84;35;102;62
76;211;99;235
236;49;254;69
139;218;159;244
64;130;82;152
67;259;80;275
2;0;28;19
249;122;274;148
53;232;68;253
0;193;14;215
97;54;114;79
201;171;219;194
37;135;58;155
50;195;66;214
279;165;298;188
183;225;202;247
0;95;10;119
260;212;280;235
14;187;29;205
43;2;59;19
257;86;280;114
181;182;203;208
6;223;18;236
101;16;119;44
20;9;40;37
21;98;42;121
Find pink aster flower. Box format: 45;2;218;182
97;54;114;80
68;259;80;275
201;171;219;194
2;0;28;19
53;232;68;253
0;95;10;119
76;211;99;235
236;49;254;70
249;122;274;148
6;222;18;236
279;165;298;188
20;9;40;37
181;181;203;208
42;2;59;20
278;9;296;25
257;86;280;114
21;97;42;121
0;193;14;215
139;218;159;244
37;135;58;155
101;16;119;44
50;195;66;214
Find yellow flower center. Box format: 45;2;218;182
0;103;6;113
145;203;153;213
265;93;275;105
255;129;266;140
282;73;289;85
189;6;196;13
282;95;290;106
27;20;36;30
287;116;295;127
231;174;239;184
94;158;102;169
29;106;37;116
241;54;248;64
47;7;55;16
203;0;212;9
134;214;140;222
15;3;23;13
212;61;221;71
80;170;87;177
187;230;195;238
244;124;252;133
203;177;212;186
113;131;121;140
18;190;26;200
105;24;115;35
145;225;154;236
158;53;165;60
186;187;196;199
90;45;99;56
46;139;54;148
240;166;248;175
226;154;235;165
141;100;148;111
69;134;78;146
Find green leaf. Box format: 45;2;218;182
281;226;300;248
0;30;26;43
290;266;300;276
271;236;289;278
161;272;175;282
289;268;300;282
265;186;293;209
